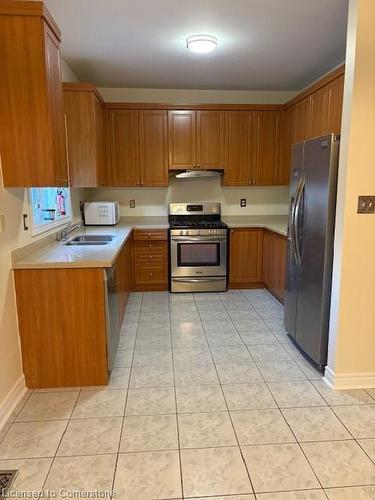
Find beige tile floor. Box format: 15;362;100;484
1;289;375;500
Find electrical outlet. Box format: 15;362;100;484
357;196;375;214
240;198;247;207
130;199;136;208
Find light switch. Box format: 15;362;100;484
357;196;375;214
0;214;5;233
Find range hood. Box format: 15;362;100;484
174;170;222;179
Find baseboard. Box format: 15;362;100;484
0;375;27;431
324;366;375;390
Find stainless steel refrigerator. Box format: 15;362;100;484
284;134;340;369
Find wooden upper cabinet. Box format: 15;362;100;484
293;97;311;143
63;83;109;187
223;111;252;186
139;110;168;186
277;107;294;185
229;228;263;285
309;85;330;138
168;111;196;169
196;111;224;169
327;74;344;134
252;111;280;186
0;3;68;187
109;110;139;186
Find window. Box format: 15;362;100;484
29;187;72;236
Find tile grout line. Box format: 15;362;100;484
169;295;185;500
111;291;143;496
195;292;257;497
230;290;329;498
40;387;81;493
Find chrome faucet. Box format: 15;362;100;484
56;222;81;242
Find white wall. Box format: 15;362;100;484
0;61;84;420
326;0;375;389
88;179;289;217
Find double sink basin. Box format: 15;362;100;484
64;235;115;246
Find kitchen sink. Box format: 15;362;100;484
64;234;115;246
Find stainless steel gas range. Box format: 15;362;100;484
169;202;228;293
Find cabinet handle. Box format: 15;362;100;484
149;256;152;261
149;243;152;249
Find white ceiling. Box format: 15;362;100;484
45;0;348;91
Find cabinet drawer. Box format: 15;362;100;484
134;240;167;255
133;229;168;241
135;254;167;265
134;263;168;284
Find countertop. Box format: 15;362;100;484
222;215;288;236
12;222;136;270
12;215;288;270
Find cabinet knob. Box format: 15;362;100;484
149;256;152;261
150;272;153;277
149;243;152;249
197;163;200;168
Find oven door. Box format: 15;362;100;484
170;234;227;277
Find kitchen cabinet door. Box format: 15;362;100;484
293;97;311;143
168;110;196;169
196;110;224;169
44;24;69;186
110;110;139;186
95;94;109;186
327;74;344;134
309;85;330;138
229;229;263;286
139;110;168;186
64;84;109;187
274;233;287;301
252;111;280;186
0;6;68;187
223;111;253;186
277;107;294;185
262;230;287;303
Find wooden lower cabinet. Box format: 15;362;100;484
133;229;168;291
14;268;109;388
229;227;287;303
262;230;287;302
229;228;263;288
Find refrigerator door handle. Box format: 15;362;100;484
289;197;298;263
293;177;305;265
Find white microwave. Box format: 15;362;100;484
84;201;120;226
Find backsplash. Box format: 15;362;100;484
85;178;289;217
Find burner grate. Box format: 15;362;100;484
0;471;18;498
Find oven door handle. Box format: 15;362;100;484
171;236;227;243
173;278;225;283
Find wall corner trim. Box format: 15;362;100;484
324;366;375;390
0;375;27;431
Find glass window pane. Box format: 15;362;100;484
29;187;72;234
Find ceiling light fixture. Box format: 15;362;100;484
186;34;218;54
